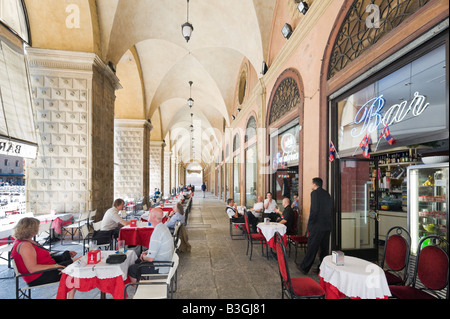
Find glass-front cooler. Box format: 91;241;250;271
407;162;448;254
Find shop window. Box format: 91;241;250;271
328;0;430;79
245;144;257;208
336;44;447;156
233;154;240;205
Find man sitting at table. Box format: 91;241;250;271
251;195;264;219
227;198;258;233
100;198;130;240
274;197;295;235
128;208;174;283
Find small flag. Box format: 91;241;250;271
379;123;395;145
329;141;339;162
359;134;372;158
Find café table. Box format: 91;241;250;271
257;222;287;250
57;249;138;299
118;224;154;247
319;255;391;299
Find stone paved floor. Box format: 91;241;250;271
0;193;321;299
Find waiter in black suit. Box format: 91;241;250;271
298;177;332;274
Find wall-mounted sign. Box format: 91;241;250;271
272;126;299;169
336;44;447;154
0;137;37;159
352;91;430;138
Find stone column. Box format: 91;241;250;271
114;119;152;204
149;141;165;198
171;154;177;194
163;151;171;197
26;48;120;219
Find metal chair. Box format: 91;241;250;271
124;253;179;299
244;212;267;260
380;226;411;285
34;220;54;251
390;235;449;299
11;258;63;299
61;211;90;244
274;232;325;299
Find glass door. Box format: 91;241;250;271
336;158;379;261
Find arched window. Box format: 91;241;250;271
245;116;257;143
233;133;240;152
0;0;29;43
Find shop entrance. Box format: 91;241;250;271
272;167;298;207
335;158;379;261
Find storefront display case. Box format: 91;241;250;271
407;161;448;254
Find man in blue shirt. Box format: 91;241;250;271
128;208;174;282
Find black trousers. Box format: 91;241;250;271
300;230;330;273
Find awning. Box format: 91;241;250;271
0;33;38;159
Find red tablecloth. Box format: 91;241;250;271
57;273;130;299
118;227;154;247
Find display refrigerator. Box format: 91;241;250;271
407;162;448;254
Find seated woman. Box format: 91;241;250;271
11;217;79;298
165;202;185;233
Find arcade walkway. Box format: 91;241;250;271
0;193;321;299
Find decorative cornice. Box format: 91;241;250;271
114;118;152;130
26;47;122;90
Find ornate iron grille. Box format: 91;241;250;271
269;77;300;125
328;0;430;79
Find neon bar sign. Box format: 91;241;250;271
351;91;430;137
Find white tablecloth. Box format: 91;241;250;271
62;250;138;281
257;222;286;242
319;255;391;299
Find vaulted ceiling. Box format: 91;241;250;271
95;0;277;164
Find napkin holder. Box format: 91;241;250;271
332;250;344;266
87;250;101;264
130;220;137;227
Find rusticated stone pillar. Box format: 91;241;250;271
26;48;121;219
114;119;152;205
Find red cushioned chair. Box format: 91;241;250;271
287;207;308;262
244;212;267;261
380;226;411;285
390;235;449;299
274;232;325;299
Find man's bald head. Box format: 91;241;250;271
150;208;163;224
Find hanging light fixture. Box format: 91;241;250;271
187;81;194;108
181;0;194;42
189;112;194;131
